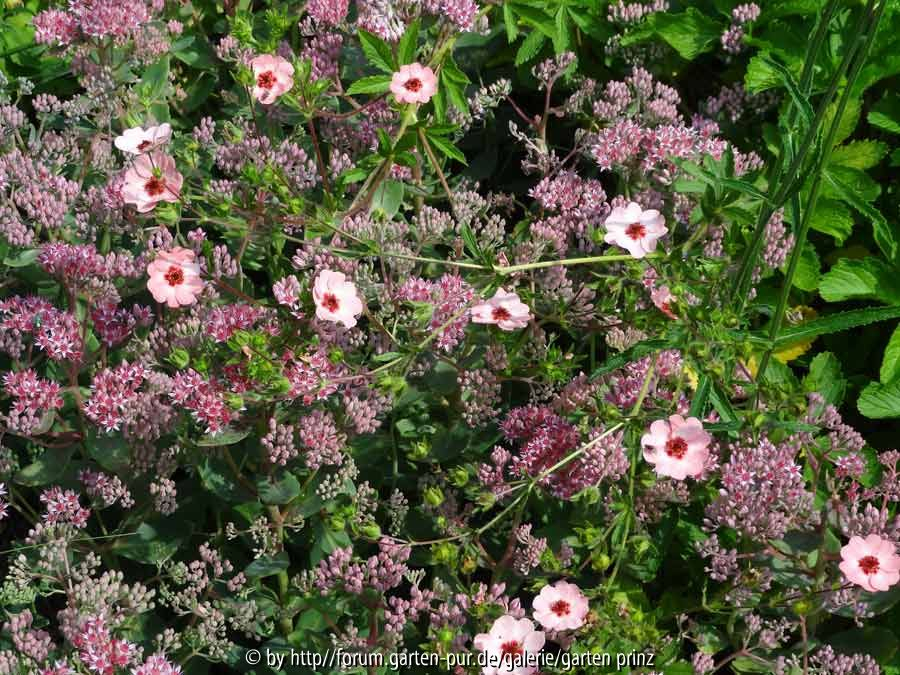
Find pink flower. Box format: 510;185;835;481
390;63;438;104
839;534;900;592
250;54;294;105
532;580;589;631
313;269;364;328
603;201;668;258
113;123;172;154
121;152;183;213
471;288;532;331
133;654;182;675
651;285;677;319
641;414;711;480
146;247;204;308
473;615;545;675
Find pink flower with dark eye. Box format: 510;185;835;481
250;54;295;105
121;152;183;213
839;534;900;592
532;580;589;631
651;285;677;319
146;247;204;308
471;288;532;331
390;63;438;104
603;201;668;258
313;269;364;328
473;615;545;675
114;123;172;154
641;414;710;480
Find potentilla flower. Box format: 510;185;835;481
390;63;438;104
146;247;204;308
473;615;545;675
471;288;532;331
839;534;900;592
250;54;295;105
114;123;172;154
641;414;711;480
532;580;589;631
313;269;364;329
603;201;668;258
121;152;183;213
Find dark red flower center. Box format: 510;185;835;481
257;71;277;89
137;140;152;151
859;555;880;575
164;265;184;286
144;176;166;196
665;437;688;459
551;599;571;616
492;306;511;322
500;640;523;658
404;77;422;92
626;222;646;240
322;293;340;312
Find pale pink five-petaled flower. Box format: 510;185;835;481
390;63;438;105
121;151;183;213
313;269;364;329
473;615;545;675
651;285;677;319
839;534;900;593
603;201;668;259
471;288;532;331
114;123;172;154
641;414;711;480
532;580;590;631
146;247;204;308
250;54;295;105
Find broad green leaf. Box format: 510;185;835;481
503;3;519;42
358;29;395;73
425;133;466;164
15;447;72;487
819;258;900;304
258;472;301;505
198;458;254;502
803;352;846;406
809;199;854;243
793;242;820;291
196;427;250;446
140;56;170;102
641;8;722;61
745;54;780;93
880;324;900;385
114;521;187;565
830;140;889;170
824;97;862;148
824;169;895;264
245;552;290;578
829;627;899;664
760;54;812;127
345;75;392;95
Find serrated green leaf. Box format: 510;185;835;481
803;351;846;406
515;30;546;66
397;19;419;66
830;140;889;170
425;132;466;164
775;305;900;348
869;93;900;134
793;242;820;291
819;258;900;304
358;29;395;73
760;54;812;127
824;168;896;264
809;199;854;243
503;3;519;42
346;74;392;95
642;8;723;61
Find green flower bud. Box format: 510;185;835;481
424;487;444;507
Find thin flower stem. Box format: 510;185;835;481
417;127;454;208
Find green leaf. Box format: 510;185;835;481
553;6;572;53
346;74;392;95
3;248;39;267
880;324;900;385
830;140;889;170
760;54;812;127
425;132;466;164
637;8;722;61
824;97;862;148
774;305;900;348
198;458;254;503
503;3;519;42
258;472;301;505
140;55;170;102
171;35;216;69
793;242;820;291
397;19;419;65
829;627;899;665
819;258;900;304
114;521;187;565
868;93;900;134
745;54;780;93
195;427;250;446
808;199;854;243
15;447;72;487
460;221;484;261
860;380;900;418
803;352;846;406
245;552;290;578
358;29;395;73
372;179;404;218
515;30;546;66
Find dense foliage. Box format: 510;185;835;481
2;0;900;673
